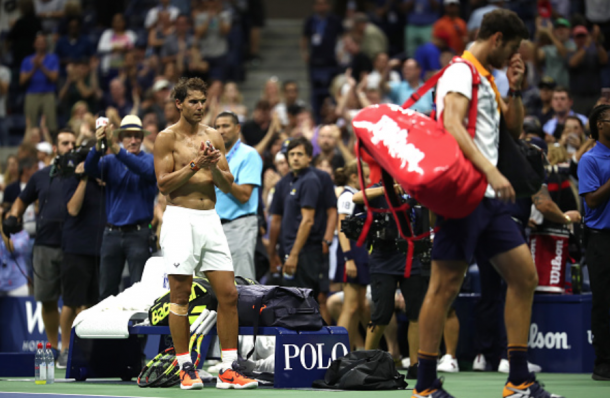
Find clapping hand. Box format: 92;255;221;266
192;141;221;170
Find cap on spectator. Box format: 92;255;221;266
153;79;171;92
275;152;286;162
443;0;459;5
538;75;556;89
36;142;53;155
114;115;151;137
280;138;293;155
554;18;570;28
433;28;452;45
572;25;588;37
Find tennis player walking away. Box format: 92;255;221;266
412;9;564;398
153;77;258;390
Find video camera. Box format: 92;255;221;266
340;211;432;263
54;142;91;177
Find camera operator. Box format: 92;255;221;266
59;139;105;366
84;115;157;301
352;181;430;380
4;128;76;366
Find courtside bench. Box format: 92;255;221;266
65;323;349;388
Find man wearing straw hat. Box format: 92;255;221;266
154;77;258;390
84;114;158;301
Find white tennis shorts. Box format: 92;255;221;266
160;205;234;275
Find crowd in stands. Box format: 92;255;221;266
1;0;610;379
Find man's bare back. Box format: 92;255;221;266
154;121;232;211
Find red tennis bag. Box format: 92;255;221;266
352;57;488;220
350;58;488;276
529;225;569;294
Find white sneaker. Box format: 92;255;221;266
437;354;459;373
473;354;487;371
498;359;543;373
401;357;411;369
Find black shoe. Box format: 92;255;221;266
592;363;610;381
406;363;418;379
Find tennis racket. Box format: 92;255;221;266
158;310;217;387
138;309;211;388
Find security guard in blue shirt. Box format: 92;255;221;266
578;104;610;381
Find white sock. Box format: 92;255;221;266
220;349;238;372
176;352;192;370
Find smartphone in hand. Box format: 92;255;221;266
205;140;215;152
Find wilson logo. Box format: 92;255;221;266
353;114;425;175
528;323;570;350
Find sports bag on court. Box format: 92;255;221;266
148;276;258;326
351;56;488;221
350;57;487;276
312;350;407;390
237;284;323;330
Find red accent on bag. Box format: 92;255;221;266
529;227;569;294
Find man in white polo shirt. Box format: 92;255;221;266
412;9;565;398
214;111;263;280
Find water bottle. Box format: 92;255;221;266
35;343;47;385
45;343;55;384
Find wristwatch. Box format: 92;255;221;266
190;161;199;172
564;214;571;224
323;239;332;246
508;89;522;98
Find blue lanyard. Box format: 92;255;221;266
314;17;327;36
225;139;241;164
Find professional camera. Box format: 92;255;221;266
341;211;432;259
54;142;92;176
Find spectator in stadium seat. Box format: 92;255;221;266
7;129;76;367
274;81;307;127
402;0;440;57
314;124;346;171
147;10;175;59
145;0;180;29
535;18;574;89
102;78;133;118
97;14;137;75
55;18;94;70
34;0;66;34
433;0;467;56
84;115;157;301
58;59;101;118
241;100;271;147
160;14;194;67
543;87;588;141
214;112;263;280
467;0;504;40
7;0;43;69
20;33;59;135
0;62;9;146
219;82;249;123
193;0;232;81
2;157;39;239
414;28;449;81
526;76;555;127
351;12;388;60
568;25;609;116
302;0;344;119
382;58;434;114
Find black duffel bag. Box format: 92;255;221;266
237;284;323;330
312;350;408;390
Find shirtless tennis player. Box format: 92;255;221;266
153;77;258;390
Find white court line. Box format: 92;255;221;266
0;393;167;398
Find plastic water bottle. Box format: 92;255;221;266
45;343;55;384
35;343;47;385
